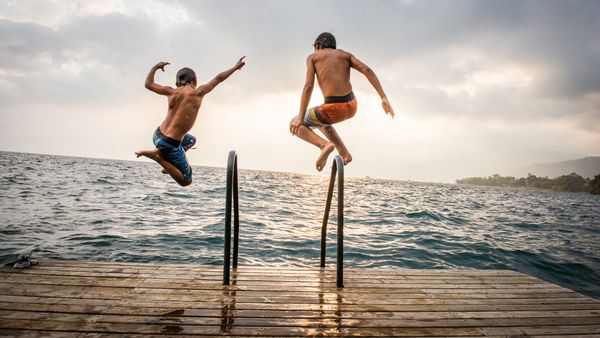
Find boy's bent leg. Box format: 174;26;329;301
291;116;335;171
160;134;196;175
320;125;352;165
135;149;191;186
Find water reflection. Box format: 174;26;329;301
220;271;237;333
315;270;343;335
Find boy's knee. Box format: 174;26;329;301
179;179;192;187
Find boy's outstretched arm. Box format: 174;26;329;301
349;54;395;118
195;57;246;96
145;62;174;96
290;54;316;136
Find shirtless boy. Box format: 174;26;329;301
136;57;245;186
289;32;394;171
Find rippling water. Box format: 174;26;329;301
1;151;599;298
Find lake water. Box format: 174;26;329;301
1;151;599;298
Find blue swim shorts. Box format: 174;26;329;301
152;127;196;183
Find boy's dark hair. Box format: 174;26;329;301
176;67;196;87
314;32;336;49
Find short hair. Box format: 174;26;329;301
314;32;336;49
176;67;196;87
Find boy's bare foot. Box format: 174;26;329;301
137;150;169;174
135;149;161;161
316;142;335;171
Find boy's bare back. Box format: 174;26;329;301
160;86;205;141
310;49;353;97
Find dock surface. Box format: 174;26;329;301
1;259;599;337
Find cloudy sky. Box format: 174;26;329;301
1;0;598;182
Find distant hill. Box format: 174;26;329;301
513;157;600;179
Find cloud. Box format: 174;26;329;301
0;12;169;105
0;0;598;182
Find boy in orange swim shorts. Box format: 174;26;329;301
290;32;395;171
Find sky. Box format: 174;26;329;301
0;0;599;183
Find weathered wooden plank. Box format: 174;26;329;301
2;294;598;312
9;268;544;284
0;286;565;300
0;276;575;296
0;302;598;321
0;287;579;304
0;287;589;311
2;317;599;337
3;299;599;315
481;325;600;336
0;280;594;300
19;261;526;274
3;294;598;314
13;260;531;276
22;275;536;287
0;331;86;338
0;318;487;336
0;331;517;338
0;289;574;302
8;288;574;301
7;275;545;287
0;277;565;294
1;308;600;328
0;307;600;327
0;269;548;287
528;335;600;338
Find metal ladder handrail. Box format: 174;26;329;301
223;150;240;285
320;155;344;288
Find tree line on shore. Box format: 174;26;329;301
456;173;600;194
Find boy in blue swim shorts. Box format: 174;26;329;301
136;57;246;186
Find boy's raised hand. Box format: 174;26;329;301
235;56;246;70
382;97;395;118
155;62;170;71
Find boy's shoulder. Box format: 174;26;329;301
313;48;352;58
336;49;352;58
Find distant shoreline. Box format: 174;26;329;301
456;173;600;195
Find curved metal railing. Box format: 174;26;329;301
223;150;240;285
320;155;344;287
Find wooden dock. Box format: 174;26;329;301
0;259;599;337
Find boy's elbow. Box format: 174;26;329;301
362;67;374;76
303;82;314;91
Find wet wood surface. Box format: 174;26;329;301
1;259;599;337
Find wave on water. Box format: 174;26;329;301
406;210;445;221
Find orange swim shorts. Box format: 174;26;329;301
303;91;357;127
